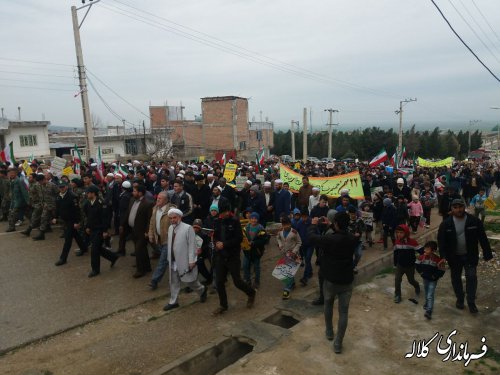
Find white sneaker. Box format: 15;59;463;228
15;220;23;226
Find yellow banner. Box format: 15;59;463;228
22;160;31;176
198;156;205;162
223;163;238;182
484;197;496;210
279;165;364;199
62;166;74;176
417;157;454;168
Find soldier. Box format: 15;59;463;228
32;172;58;240
21;173;45;237
53;180;87;266
0;169;10;221
6;167;29;232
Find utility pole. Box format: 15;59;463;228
395;98;417;156
71;1;100;161
291;120;299;161
324;108;339;159
303;108;308;163
468;119;481;156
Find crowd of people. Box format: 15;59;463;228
0;155;497;353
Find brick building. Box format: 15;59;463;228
149;96;274;160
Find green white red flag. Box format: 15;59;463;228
0;142;16;164
73;144;82;174
369;148;388;167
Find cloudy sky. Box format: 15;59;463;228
1;0;500;131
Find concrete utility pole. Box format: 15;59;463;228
468;119;481;156
324;108;339;159
291;120;299;161
71;1;100;161
395;98;417;156
303;108;308;163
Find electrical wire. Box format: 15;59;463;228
0;70;75;79
430;0;500;83
0;84;74;92
101;1;401;99
447;0;500;65
471;0;500;45
0;78;76;86
0;57;75;67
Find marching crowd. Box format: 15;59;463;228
0;156;497;354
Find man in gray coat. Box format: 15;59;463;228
163;208;207;311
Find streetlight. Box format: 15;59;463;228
491;107;500;158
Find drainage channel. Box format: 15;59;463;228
149;311;302;375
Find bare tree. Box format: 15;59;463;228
146;127;175;160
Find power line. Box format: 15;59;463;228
0;70;75;79
0;63;75;73
101;2;401;99
0;57;75;67
0;84;74;92
447;0;500;65
471;0;500;45
430;0;500;83
0;77;76;86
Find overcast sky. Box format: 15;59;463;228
1;0;500;131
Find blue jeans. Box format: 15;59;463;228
151;244;169;285
353;242;363;268
323;280;353;349
423;279;437;313
302;245;314;279
242;255;261;284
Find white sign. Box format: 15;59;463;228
51;157;67;178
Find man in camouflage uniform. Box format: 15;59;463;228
0;169;10;221
21;173;45;237
32;172;58;240
6;167;29;232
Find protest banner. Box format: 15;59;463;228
484;197;496;210
62;166;74;176
50;157;67;177
222;163;238;182
235;176;248;190
279;164;364;199
272;254;301;284
417;157;454;168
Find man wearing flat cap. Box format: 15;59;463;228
438;198;493;314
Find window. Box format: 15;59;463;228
239;141;246;150
19;135;38;147
101;147;114;155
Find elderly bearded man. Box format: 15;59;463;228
163;208;207;311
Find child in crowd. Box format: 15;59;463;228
470;187;488;223
393;224;421;304
277;216;302;299
381;198;397;251
295;209;313;286
395;195;409;226
347;206;365;273
407;195;423;233
419;190;435;228
415;240;445;320
242;212;268;290
360;202;374;247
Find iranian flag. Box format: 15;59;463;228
257;148;265;166
96;145;104;181
0;142;16;164
73;144;82;174
255;153;260;174
220;152;226;166
117;163;129;178
369;148;388;167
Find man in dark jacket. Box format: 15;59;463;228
53;181;87;266
84;185;118;278
117;180;132;256
212;201;256;315
438;199;492;313
247;186;266;224
191;174;211;220
438;185;461;221
308;212;358;354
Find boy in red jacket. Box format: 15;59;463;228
393;224;421;303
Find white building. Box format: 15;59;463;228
0;119;51;159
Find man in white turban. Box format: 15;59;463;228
163;208;207;311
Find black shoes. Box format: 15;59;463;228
424;311;432;320
312;297;324;306
163;303;179;311
247;290;256;308
32;232;45;241
212;306;228;316
21;227;32;236
148;281;158;290
110;256;118;268
468;303;478;314
6;227;15;232
200;286;208;303
325;330;334;341
299;278;308;286
456;300;465;310
75;249;87;256
55;259;67;266
88;270;100;278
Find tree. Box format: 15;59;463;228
146;128;174;160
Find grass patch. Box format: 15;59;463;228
485;222;500;233
464;370;475;375
485;347;500;364
376;267;395;276
486;210;500;216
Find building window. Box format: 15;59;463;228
101;147;114;155
19;135;38;147
239;141;246;150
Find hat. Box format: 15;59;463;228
451;198;466;206
209;204;219;213
293;208;301;215
192;219;203;229
122;180;132;189
58;180;68;187
340;188;349;194
275;179;283;184
263;181;272;187
114;173;123;179
167;208;183;217
312;187;320;192
106;173;114;178
249;212;260;220
397;178;404;184
86;185;99;194
245;180;252;186
90;163;97;167
250;185;259;192
207;173;214;178
383;198;392;207
176;173;184;178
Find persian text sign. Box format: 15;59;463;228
417;157;454;168
279;164;364;199
222;163;238;182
